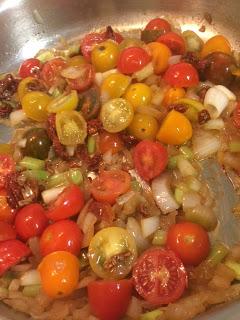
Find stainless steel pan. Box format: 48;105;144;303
0;0;240;319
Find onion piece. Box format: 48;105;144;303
151;173;180;214
41;186;65;204
133;62;154;82
192;130;221;159
215;85;236;101
116;191;135;206
177;157;197;177
126;297;142;319
95;69;118;86
141;216;160;238
10;109;27;126
11;263;32;273
203;118;225;130
182;191;201;210
129;169;151;193
66;145;76;157
204;86;229;118
20;270;41;286
168;55;182;65
61;66;84;79
126;217;149;250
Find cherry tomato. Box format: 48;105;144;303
133;140;168;181
14;203;48;241
200;35;231;59
99;131;124;154
38;251;79;298
17;77;38;101
19;58;41;79
133;248;187;305
166;222;210;266
90;170;131;204
128;113;159;140
145;18;171;33
91;41;120;72
88;279;132;320
101;73;131;99
164;62;199;88
41;58;66;87
22;91;52;122
117;47;151;75
47;90;78;113
46;184;85;221
0;240;31;276
0;155;15;189
163;87;185;106
88;201;114;227
81;33;107;61
233;102;240;129
40;220;83;257
124;83;152;110
66;64;95;92
157;32;186;55
147;42;171;74
0;190;16;223
0;221;16;242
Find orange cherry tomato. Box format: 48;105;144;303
163;87;185;106
147;42;171;74
38;251;80;298
156;110;192;145
99;131;124;155
200;35;231;59
0;190;16;223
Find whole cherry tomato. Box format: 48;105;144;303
164;62;199;88
19;58;41;78
98;131;124;154
145;18;171;33
157;32;186;55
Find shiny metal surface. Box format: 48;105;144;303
0;0;240;319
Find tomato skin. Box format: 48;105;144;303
67;64;95;92
41;58;66;87
88;279;132;320
233;102;240;129
157;32;186;55
46;184;85;221
90;170;131;204
133;140;168;181
14;203;48;241
117;47;151;75
145;18;171;33
0;240;31;276
0;190;16;223
0;155;15;189
164;62;199;88
166;222;210;266
19;58;41;79
99;131;124;154
133;248;187;306
0;221;16;242
40;220;83;257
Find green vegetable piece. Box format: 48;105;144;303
207;243;229;266
174;187;184;204
140;309;164;320
186;176;201;192
185;106;199;122
19;157;45;170
229;141;240;153
182;30;204;52
225;260;240;280
141;29;164;43
179;146;193;160
87;136;96;155
0;271;14;288
22;285;41;297
68;168;83;185
168;155;183;169
131;179;141;192
36;50;55;63
152;229;167;246
24;170;49;181
185;207;217;231
47;168;83;188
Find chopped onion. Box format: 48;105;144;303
129;169;151;193
192;130;221;159
133;62;154;82
151;173;180;214
94;69;118;86
215;85;236;101
41;186;65;204
8;279;20;291
11;263;32;273
102;150;113;164
126;217;149;250
141;216;160;238
17;138;27;148
204;86;229;118
203;118;225;130
151;89;165;106
116;191;135;206
20;270;41;286
61;66;84;79
177;157;197;177
66;145;76;157
182;191;201;210
126;297;142;319
168;55;182;65
10;109;27;126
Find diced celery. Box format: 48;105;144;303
24;170;49;181
179;146;193;160
0;271;14;288
177;157;197;177
131;179;141;192
207;243;229;266
68;168;83;185
152;230;167;246
225;260;240;280
185;106;198;122
19;157;45;170
47;168;83;188
186;176;201;192
185;207;217;231
22;285;41;297
36;50;55;63
140;309;164;320
178;98;204;111
229;141;240;153
168;155;183;169
87;136;96;155
174;187;184;204
51;88;62;98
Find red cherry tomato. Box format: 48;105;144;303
233;102;240;129
117;47;151;75
40;220;83;257
133;248;187;306
18;58;41;79
0;240;31;276
133;140;168;181
99;131;124;155
0;155;15;189
0;221;16;242
81;33;107;61
88;279;132;320
164;62;199;88
67;64;95;92
145;18;171;33
0;190;16;223
41;58;66;87
46;184;85;221
90;170;131;204
157;32;186;55
88;200;114;226
14;203;48;241
166;222;210;266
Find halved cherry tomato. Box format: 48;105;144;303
157;32;186;55
90;170;131;204
133;140;168;181
14;203;48;241
40;220;83;257
200;35;231;59
145;18;171;33
88;279;132;320
41;58;66;87
166;222;210;266
0;240;31;276
0;221;16;242
147;42;171;74
0;155;15;189
38;251;79;298
66;64;95;92
88;200;114;227
22;91;52;122
133;248;187;305
99;131;124;154
117;47;151;75
233;102;240;129
19;58;41;79
46;184;85;221
163;87;185;106
164;62;199;88
101;73;131;99
0;190;16;223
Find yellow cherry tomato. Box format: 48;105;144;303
17;77;37;101
101;73;131;99
147;42;171;74
156;110;192;145
56;110;87;145
128;113;159;140
47;90;78;113
88;227;137;279
0;144;13;155
163;87;185;106
67;55;86;67
22;91;52;122
100;98;134;133
119;38;144;51
91;41;120;72
200;35;231;59
38;251;80;298
124;83;152;110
